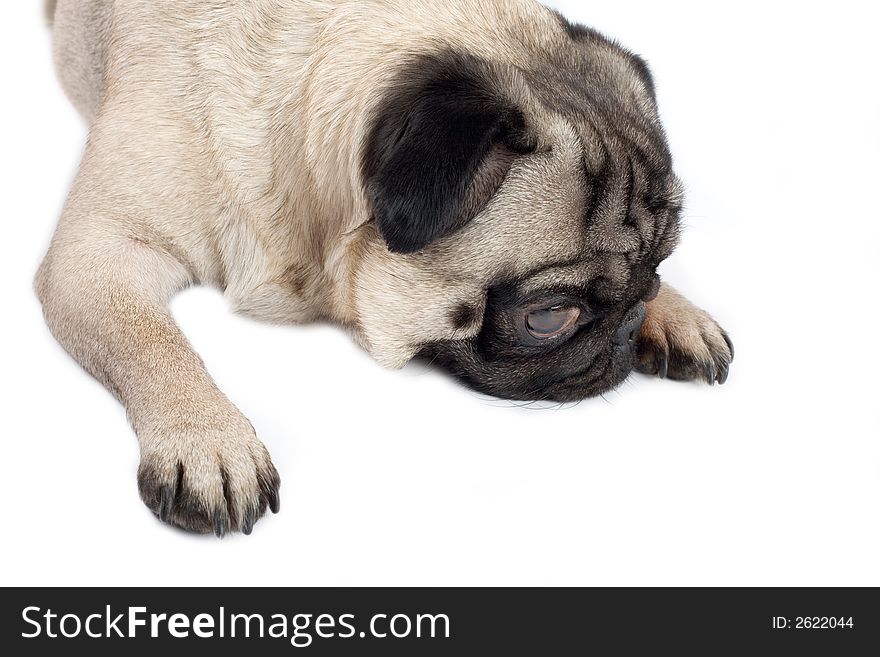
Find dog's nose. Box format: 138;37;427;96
612;303;647;347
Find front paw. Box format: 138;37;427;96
636;284;734;385
137;418;280;537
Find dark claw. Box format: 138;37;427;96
268;486;280;514
723;332;735;362
213;509;228;538
242;507;256;535
657;350;669;380
718;363;730;385
705;362;717;386
158;486;173;523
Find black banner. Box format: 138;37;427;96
2;588;877;654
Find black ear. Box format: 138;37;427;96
362;52;536;254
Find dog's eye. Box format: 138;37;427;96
525;306;582;339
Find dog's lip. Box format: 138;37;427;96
543;350;636;402
538;359;611;401
529;355;598;391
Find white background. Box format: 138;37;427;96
1;1;878;586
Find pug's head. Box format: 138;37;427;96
351;15;682;402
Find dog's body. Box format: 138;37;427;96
40;0;732;535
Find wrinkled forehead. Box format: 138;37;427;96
515;256;633;300
428;117;679;288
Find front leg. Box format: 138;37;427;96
636;283;734;385
36;226;280;536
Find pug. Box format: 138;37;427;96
39;0;733;536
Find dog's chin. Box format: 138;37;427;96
425;346;637;404
537;351;635;403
